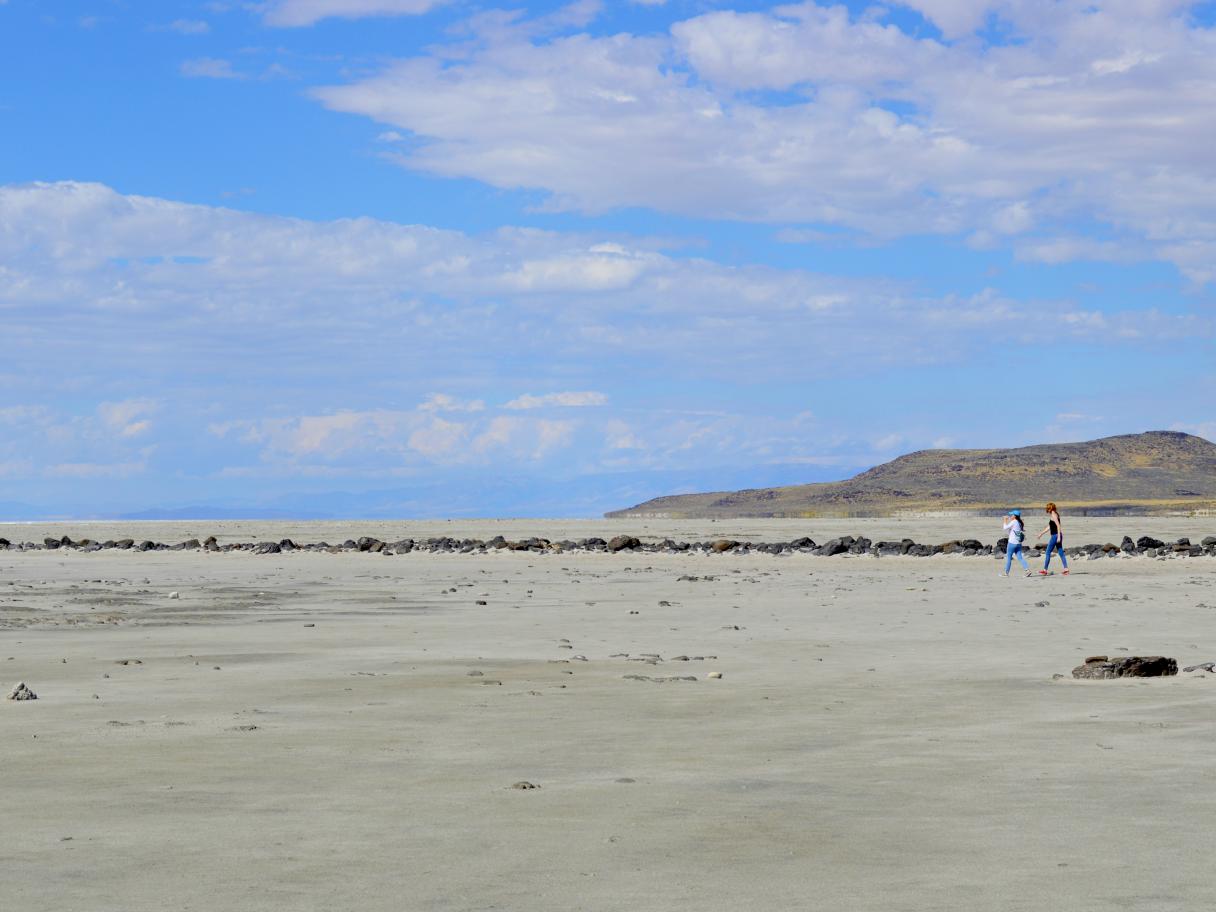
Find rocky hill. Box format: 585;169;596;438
606;431;1216;518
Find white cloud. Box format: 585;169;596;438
418;393;485;413
98;399;158;438
504;391;608;409
470;416;575;460
162;19;210;34
180;57;242;80
311;2;1216;277
0;181;1208;482
407;417;468;457
45;461;146;479
262;0;447;27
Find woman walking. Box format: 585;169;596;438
1036;502;1069;575
1001;509;1032;577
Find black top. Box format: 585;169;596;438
1049;518;1059;535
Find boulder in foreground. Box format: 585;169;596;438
1071;656;1177;679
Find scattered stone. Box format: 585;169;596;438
1183;662;1216;673
303;623;315;628
707;671;723;679
1085;655;1109;663
467;670;484;676
7;682;37;701
511;781;540;789
1071;656;1177;679
115;659;142;666
168;591;180;600
623;674;697;683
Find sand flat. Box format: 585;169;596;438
3;522;1215;911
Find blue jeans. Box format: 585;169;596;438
1005;541;1029;573
1043;534;1068;569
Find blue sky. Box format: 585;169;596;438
1;0;1214;518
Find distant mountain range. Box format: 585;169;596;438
606;431;1216;518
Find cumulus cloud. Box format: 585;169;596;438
1;181;1208;486
312;1;1216;279
504;391;608;409
262;0;447;27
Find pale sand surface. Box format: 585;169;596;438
6;515;1216;545
3;520;1216;911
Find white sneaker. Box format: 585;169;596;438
998;572;1009;577
1024;570;1033;577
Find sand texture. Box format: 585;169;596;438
3;519;1216;911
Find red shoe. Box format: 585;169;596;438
1038;569;1048;576
1062;569;1070;575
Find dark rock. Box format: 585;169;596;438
1202;536;1216;548
43;537;61;549
1136;536;1164;549
608;535;641;552
1120;536;1136;554
1071;656;1177;679
790;536;816;549
816;538;850;557
710;539;739;553
253;542;281;554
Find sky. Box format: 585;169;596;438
1;0;1214;519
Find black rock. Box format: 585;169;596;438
608;535;641;552
1136;535;1165;549
1071;656;1177;679
816;538;850;557
253;542;281;554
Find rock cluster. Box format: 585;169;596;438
7;682;37;701
1071;656;1178;679
2;533;1213;559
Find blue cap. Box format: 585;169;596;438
1009;509;1021;516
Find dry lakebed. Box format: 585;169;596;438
3;518;1215;911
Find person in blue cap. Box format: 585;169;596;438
1000;509;1031;577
